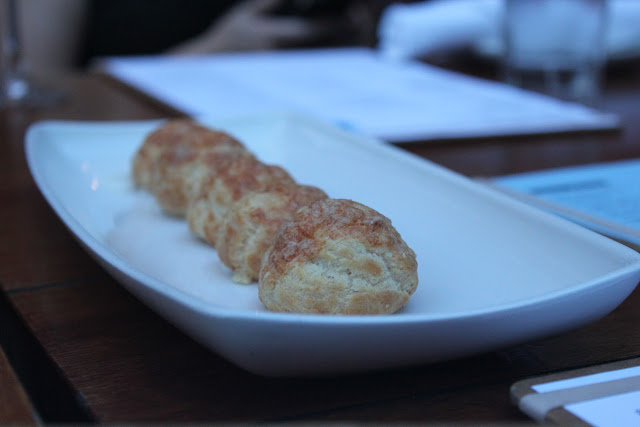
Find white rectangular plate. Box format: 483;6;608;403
26;112;640;376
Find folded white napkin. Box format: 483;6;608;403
378;0;640;61
378;0;501;60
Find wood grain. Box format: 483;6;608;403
0;347;38;425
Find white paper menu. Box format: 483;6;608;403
100;47;619;142
564;390;640;427
512;360;640;426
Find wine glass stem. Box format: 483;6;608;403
3;0;29;100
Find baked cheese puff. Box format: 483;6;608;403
215;184;328;284
259;199;418;315
186;156;295;246
150;146;252;217
131;119;246;192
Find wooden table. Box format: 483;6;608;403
1;62;639;423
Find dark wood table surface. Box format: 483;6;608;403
1;60;639;424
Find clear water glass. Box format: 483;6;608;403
502;0;607;106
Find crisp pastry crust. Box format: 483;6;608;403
186;155;295;245
133;122;420;316
215;184;328;284
151;148;252;217
132;119;247;198
259;198;418;315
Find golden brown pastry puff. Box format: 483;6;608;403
259;199;418;315
150;146;252;217
186;155;295;246
131;119;247;196
215;184;328;284
133;119;203;189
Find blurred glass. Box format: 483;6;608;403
0;0;63;108
503;0;607;106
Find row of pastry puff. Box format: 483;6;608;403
132;119;418;314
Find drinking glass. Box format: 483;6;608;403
502;0;607;106
0;0;63;108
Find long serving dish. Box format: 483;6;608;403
25;112;640;376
